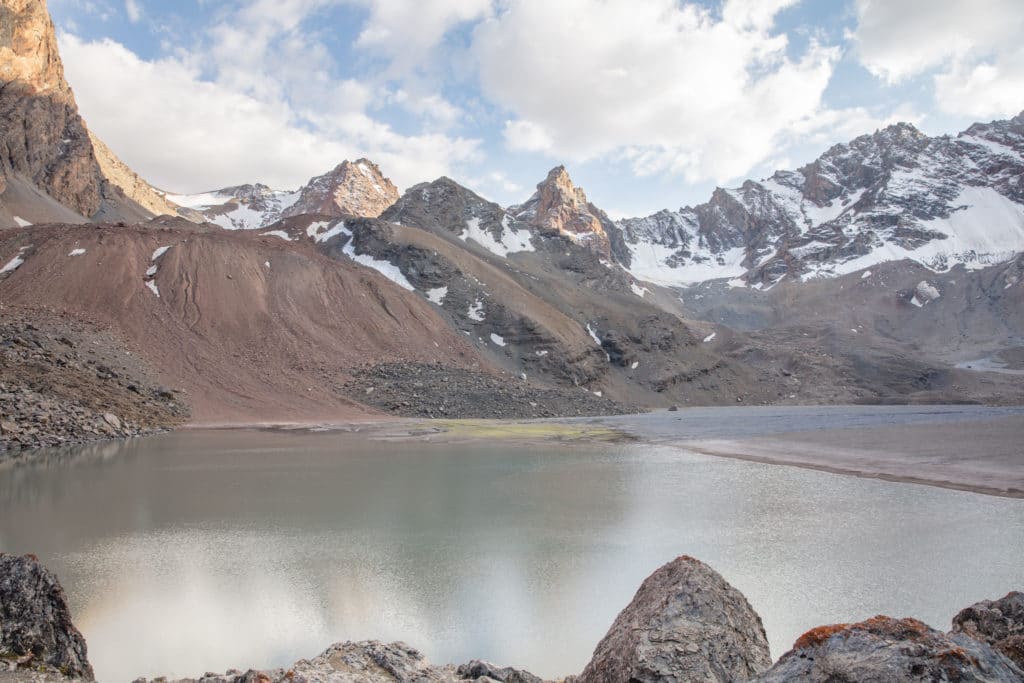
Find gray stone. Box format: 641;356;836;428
952;591;1024;670
0;554;93;679
753;615;1024;682
577;555;771;683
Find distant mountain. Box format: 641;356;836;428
168;158;399;229
616;115;1024;288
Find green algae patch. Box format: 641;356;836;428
422;419;629;443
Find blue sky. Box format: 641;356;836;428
49;0;1024;217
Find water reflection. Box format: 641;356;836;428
1;428;1022;681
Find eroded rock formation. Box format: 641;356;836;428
953;592;1024;671
283;159;399;219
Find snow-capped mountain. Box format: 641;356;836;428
167;184;300;230
617;113;1024;288
167;158;399;230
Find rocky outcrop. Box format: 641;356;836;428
754;615;1024;682
283;159;399;219
953;592;1024;670
132;641;544;683
0;554;93;679
0;0;162;223
577;555;771;683
509;166;629;264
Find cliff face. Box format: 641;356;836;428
0;0;105;217
509;166;630;263
0;0;182;224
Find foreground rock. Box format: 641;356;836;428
0;554;92;679
953;592;1024;670
754;615;1024;682
577;555;771;683
132;641;543;683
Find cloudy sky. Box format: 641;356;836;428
50;0;1024;217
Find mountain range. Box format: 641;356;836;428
2;0;1023;440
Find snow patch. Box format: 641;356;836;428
426;286;448;305
151;246;171;261
630;282;649;297
489;333;506;347
630;360;639;369
261;230;292;241
145;265;158;277
13;216;31;227
703;332;717;343
459;215;535;257
593;391;603;397
264;261;270;268
861;270;872;279
1;247;28;274
535;350;549;357
145;280;160;297
68;248;86;256
342;239;414;291
467;300;485;321
586;323;602;346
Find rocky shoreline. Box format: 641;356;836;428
0;309;189;456
2;553;1021;682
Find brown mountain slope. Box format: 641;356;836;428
0;219;485;422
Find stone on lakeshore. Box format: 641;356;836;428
577;555;771;683
952;591;1024;670
753;615;1024;682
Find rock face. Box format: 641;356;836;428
133;641;544;683
283;159;399;219
0;0;104;217
0;553;93;679
577;555;771;683
0;0;168;224
616;113;1024;287
953;592;1024;670
509;166;629;263
754;615;1024;682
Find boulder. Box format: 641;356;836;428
577;555;771;683
0;553;93;679
952;591;1024;670
456;660;543;683
753;615;1024;682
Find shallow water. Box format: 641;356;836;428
2;423;1023;681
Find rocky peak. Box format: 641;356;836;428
0;0;69;99
510;165;629;263
283;158;399;219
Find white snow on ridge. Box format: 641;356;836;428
261;230;292;241
426;286;448;305
1;247;28;274
627;242;747;286
459;215;534;257
336;226;414;291
151;246;171;261
166;191;230;209
310;221;348;244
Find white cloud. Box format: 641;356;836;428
473;0;844;184
351;0;492;75
124;0;140;22
852;0;1024;118
58;33;481;193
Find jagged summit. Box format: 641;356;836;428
283;158;399;220
168;158;400;229
509;165;629;263
617;112;1024;287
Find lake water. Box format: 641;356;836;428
2;424;1023;681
